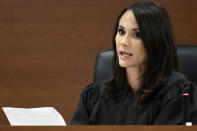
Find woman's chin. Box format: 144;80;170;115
119;62;129;68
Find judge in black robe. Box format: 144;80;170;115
71;2;197;125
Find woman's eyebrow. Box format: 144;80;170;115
118;25;139;31
118;25;124;29
132;28;140;31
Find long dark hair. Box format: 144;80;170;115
104;2;178;103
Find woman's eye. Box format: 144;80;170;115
132;31;141;38
118;29;125;36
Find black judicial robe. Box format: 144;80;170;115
71;72;197;125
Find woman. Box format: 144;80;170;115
71;2;197;125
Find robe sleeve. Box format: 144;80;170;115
153;81;197;125
71;83;100;125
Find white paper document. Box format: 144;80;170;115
2;107;66;126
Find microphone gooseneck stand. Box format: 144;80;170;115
182;89;192;126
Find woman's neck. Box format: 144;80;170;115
126;65;145;93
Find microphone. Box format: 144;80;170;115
182;91;192;126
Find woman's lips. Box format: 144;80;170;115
119;51;133;60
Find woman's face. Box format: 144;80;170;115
115;10;147;69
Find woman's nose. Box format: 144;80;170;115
120;35;129;46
